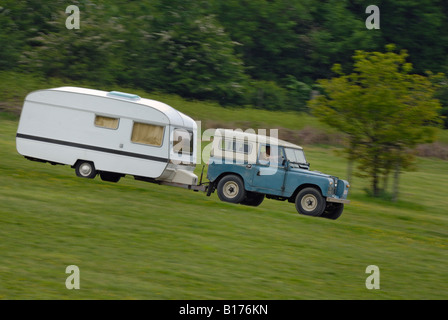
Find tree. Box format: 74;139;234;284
19;1;124;85
308;45;443;200
127;0;248;104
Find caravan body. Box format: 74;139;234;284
16;87;198;185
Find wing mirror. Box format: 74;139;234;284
299;162;310;170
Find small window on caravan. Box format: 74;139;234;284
95;115;119;129
173;129;194;155
131;122;164;147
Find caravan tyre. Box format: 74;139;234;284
75;161;97;179
100;171;122;183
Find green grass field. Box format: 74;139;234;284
1;110;447;299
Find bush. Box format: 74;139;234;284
244;80;289;111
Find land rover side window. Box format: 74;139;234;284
95;115;119;129
173;128;193;155
131;122;164;146
220;139;252;154
258;145;284;165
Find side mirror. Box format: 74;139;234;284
299;162;310;170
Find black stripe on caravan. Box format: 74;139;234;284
16;133;169;163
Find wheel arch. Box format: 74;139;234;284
212;172;246;189
289;183;324;202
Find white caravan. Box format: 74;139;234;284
16;87;200;186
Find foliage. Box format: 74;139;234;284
309;46;443;198
434;75;448;128
139;11;248;104
244;80;288;110
20;3;123;85
0;0;447;113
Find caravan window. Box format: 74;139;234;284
131;122;164;147
173;129;194;155
95;115;119;129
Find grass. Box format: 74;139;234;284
3;71;448;143
0;71;324;132
1;113;447;299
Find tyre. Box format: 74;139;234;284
75;161;97;179
100;171;122;183
241;192;265;207
322;203;344;220
295;187;326;217
217;175;246;204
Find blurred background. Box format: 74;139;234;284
0;0;447;300
1;0;447;112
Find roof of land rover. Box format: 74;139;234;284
215;128;302;149
45;86;195;128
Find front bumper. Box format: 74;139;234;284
326;197;350;204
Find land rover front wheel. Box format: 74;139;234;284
322;203;344;220
75;161;97;179
295;187;325;217
217;175;246;204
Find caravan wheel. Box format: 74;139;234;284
100;171;122;183
75;161;97;179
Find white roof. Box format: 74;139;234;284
49;86;195;128
214;128;302;149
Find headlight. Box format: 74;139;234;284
327;178;335;195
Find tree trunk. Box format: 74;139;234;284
372;171;379;197
392;161;400;202
382;171;389;193
372;152;380;197
347;158;353;183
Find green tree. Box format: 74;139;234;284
150;14;248;104
125;0;248;104
308;46;443;200
379;0;448;75
20;1;124;85
434;74;448;128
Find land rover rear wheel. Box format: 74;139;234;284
295;187;325;217
217;175;246;204
241;192;265;207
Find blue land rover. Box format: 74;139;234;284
206;129;350;220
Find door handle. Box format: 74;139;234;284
257;170;261;176
246;164;252;169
